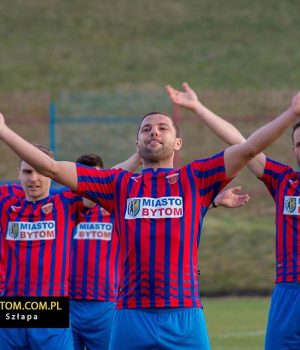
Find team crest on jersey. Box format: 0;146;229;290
41;203;53;215
6;221;56;241
8;223;19;239
283;196;300;215
125;196;183;219
10;206;21;212
166;173;179;184
127;199;141;217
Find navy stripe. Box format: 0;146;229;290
133;180;143;307
185;165;197;307
36;206;47;295
49;200;58;295
164;179;171;306
13;203;27;295
78;173;115;185
149;175;157;308
104;215;114;300
114;172;128;308
194;165;225;179
60;195;73;296
85;191;114;202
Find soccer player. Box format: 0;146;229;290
69;153;139;350
0;144;80;350
166;82;300;350
70;153;248;350
0;96;299;350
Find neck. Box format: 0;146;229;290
142;158;174;170
25;193;49;203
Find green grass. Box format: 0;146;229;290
1;0;300;92
204;297;270;350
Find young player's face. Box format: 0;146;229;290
136;114;182;163
292;127;300;167
19;161;51;202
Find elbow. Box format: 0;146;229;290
38;160;59;180
242;142;261;162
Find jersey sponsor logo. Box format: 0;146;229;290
166;173;179;184
74;222;113;240
283;196;300;215
6;221;56;241
125;196;183;219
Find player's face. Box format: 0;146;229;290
136;114;182;163
19;161;51;202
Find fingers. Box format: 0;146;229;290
182;82;192;93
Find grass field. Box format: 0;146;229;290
204;297;270;350
1;1;300;92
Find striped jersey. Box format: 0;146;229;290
0;184;25;294
0;183;24;197
76;151;231;309
69;204;119;301
0;190;80;296
260;157;300;283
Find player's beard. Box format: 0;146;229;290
139;143;173;164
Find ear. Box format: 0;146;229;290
135;140;139;153
17;167;21;180
174;137;183;151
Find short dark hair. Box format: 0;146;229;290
136;111;180;139
19;144;54;166
292;120;300;142
76;153;104;168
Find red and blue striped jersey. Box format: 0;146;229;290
76;151;231;309
69;204;119;301
0;184;25;295
0;191;80;296
0;183;24;198
260;157;300;283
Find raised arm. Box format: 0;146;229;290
166;82;265;176
112;152;142;171
224;92;300;177
0;113;78;190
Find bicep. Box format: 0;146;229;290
247;154;266;178
224;145;266;178
54;161;78;191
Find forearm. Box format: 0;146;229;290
0;124;57;176
244;106;297;156
193;102;246;145
225;105;297;178
113;152;142;171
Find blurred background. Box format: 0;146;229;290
1;0;300;298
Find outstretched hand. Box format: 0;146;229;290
165;82;201;111
214;186;250;208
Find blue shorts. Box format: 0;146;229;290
0;328;74;350
70;300;115;350
109;307;210;350
265;283;300;350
